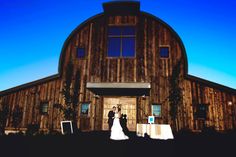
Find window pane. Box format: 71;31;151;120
108;27;122;36
122;26;135;36
42;105;48;113
160;47;169;58
122;37;135;57
152;104;161;117
196;104;207;119
81;103;90;115
41;103;48;114
107;26;136;58
77;48;85;58
108;37;121;57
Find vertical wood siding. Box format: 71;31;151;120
0;14;235;132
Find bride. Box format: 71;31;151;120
110;106;129;140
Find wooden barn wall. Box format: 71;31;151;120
182;79;236;131
61;14;185;131
0;78;65;131
61;14;236;131
0;14;235;132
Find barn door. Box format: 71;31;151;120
103;97;136;131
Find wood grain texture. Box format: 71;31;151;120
0;13;235;132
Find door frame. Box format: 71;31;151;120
102;96;137;131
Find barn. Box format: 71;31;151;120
0;1;236;134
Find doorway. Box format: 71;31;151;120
102;97;136;131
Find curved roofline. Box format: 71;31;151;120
140;11;188;76
58;13;104;77
1;9;235;96
58;11;189;77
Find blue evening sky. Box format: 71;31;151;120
0;0;235;91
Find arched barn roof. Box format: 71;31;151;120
58;11;188;76
0;1;235;96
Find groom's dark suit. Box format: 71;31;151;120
108;110;115;130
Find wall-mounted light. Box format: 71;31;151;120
142;94;146;100
93;94;100;99
228;101;233;106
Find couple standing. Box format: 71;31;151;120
108;106;129;140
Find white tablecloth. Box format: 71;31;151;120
136;124;174;140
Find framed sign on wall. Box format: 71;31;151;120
148;116;155;124
60;121;73;135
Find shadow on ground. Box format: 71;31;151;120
0;130;236;157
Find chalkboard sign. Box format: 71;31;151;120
60;121;73;134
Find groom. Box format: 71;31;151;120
108;106;116;131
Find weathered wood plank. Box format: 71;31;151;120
0;14;235;132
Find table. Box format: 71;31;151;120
136;124;174;140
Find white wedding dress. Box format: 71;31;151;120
110;113;129;140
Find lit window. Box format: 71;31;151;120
76;47;85;58
152;104;161;117
195;104;208;119
81;103;90;116
160;47;169;58
40;102;49;115
108;26;135;57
